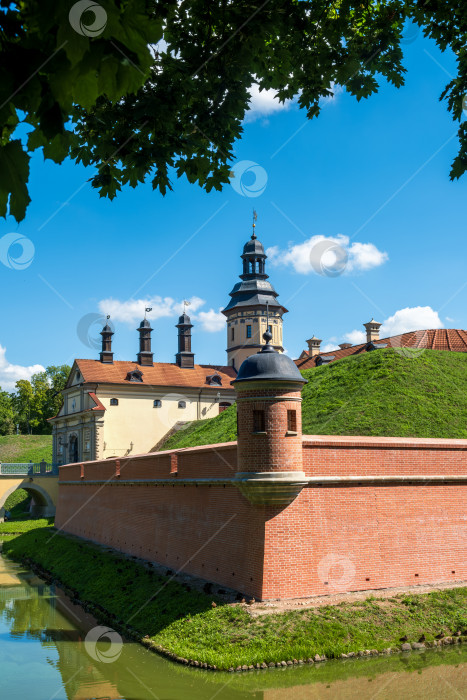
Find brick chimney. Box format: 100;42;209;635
137;319;154;366
175;313;194;368
306;336;322;357
99;321;114;363
338;342;352;350
364;319;382;344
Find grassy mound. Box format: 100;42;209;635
0;434;52;463
162;349;467;450
3;528;467;669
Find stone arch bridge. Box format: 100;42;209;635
0;462;58;522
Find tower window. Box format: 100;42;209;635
110;398;119;406
153;399;162;408
231;327;235;341
246;325;252;338
253;410;266;433
268;325;272;334
287;410;297;432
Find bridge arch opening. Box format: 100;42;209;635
0;482;56;522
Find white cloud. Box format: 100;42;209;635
343;330;366;345
244;83;294;123
267;234;388;276
445;316;457;324
244;81;342;123
380;306;443;337
321;342;340;353
0;345;44;392
98;296;205;325
197;308;225;333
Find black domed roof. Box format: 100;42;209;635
101;323;113;333
176;312;192;326
139;319;152;329
233;337;306;385
242;234;265;256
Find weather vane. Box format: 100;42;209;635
144;307;152;319
183;299;191;314
252;208;257;238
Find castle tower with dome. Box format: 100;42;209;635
222;224;287;370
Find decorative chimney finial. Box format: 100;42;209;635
100;316;114;364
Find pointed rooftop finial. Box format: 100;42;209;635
263;300;273;347
252;208;257;239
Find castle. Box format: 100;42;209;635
53;224;467;600
50;226;285;465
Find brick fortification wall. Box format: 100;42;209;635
56;435;467;600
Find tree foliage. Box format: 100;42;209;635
0;364;70;435
1;1;467;221
0;0;163;220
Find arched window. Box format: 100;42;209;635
110;398;119;406
178;401;186;409
153;399;162;408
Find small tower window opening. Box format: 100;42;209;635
268;325;272;334
153;399;162;408
253;409;266;433
178;401;186;409
110;398;119;406
231;327;235;341
287;410;297;432
246;325;252;338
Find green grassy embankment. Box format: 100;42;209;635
162;349;467;450
2;527;467;670
0;434;53;463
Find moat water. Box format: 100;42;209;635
0;552;466;700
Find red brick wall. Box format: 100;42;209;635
56;435;467;600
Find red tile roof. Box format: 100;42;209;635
295;329;467;369
71;360;236;389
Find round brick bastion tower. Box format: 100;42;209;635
232;329;308;506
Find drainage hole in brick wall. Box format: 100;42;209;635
452;570;456;574
365;578;370;581
415;574;419;577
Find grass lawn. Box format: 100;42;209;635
0;517;54;534
0;434;53;463
3;526;467;670
162;349;467;450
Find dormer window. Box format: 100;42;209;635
206;374;222;386
316;355;335;366
126;369;143;382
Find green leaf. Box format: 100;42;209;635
0;141;31;222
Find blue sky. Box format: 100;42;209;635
0;27;465;390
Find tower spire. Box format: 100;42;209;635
252;208;257;239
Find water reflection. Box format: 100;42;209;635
0;553;466;700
